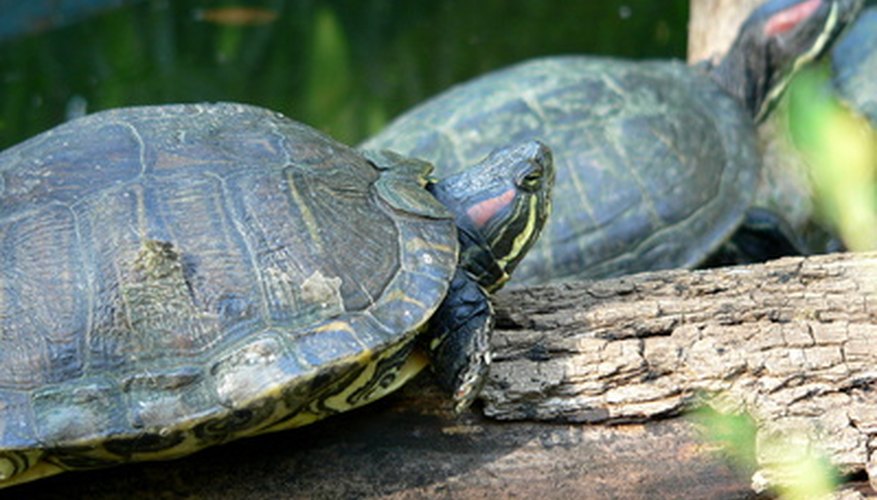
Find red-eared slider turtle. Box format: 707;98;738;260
0;103;553;487
832;5;877;122
363;0;860;284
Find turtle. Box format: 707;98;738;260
362;0;861;284
832;5;877;123
0;103;554;487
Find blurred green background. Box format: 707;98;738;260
4;0;873;252
0;0;688;149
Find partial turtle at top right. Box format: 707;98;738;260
363;0;862;284
832;5;877;123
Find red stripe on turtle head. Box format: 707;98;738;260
466;188;516;229
764;0;822;37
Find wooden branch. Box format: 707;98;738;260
10;252;877;498
483;251;877;494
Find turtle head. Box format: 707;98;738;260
429;141;554;291
712;0;861;122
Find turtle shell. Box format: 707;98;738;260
832;6;877;124
363;56;759;283
0;103;459;483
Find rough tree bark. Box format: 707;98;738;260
9;252;877;499
485;251;877;495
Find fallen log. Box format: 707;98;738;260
9;252;877;498
485;251;877;495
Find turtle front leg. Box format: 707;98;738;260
425;269;494;413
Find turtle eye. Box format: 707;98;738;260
518;168;543;192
